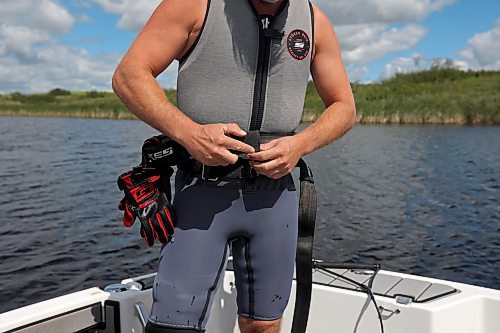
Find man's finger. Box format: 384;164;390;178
250;159;277;172
251;161;287;179
217;149;239;165
248;147;280;162
223;123;247;137
260;139;279;151
222;136;255;154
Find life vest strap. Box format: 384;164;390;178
292;158;316;333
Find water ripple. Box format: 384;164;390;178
0;118;499;313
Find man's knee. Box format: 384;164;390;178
238;316;282;333
145;321;205;333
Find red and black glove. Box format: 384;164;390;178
141;134;190;169
117;167;175;247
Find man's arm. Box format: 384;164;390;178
297;6;356;154
249;6;356;178
112;0;254;166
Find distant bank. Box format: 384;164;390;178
1;69;499;125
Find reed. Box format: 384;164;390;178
303;69;500;125
1;69;499;125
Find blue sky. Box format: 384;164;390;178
363;0;500;80
0;0;498;93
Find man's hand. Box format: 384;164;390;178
183;123;256;166
248;136;304;179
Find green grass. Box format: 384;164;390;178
0;88;178;120
1;69;499;124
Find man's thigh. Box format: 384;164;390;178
150;225;230;330
149;174;241;331
232;189;298;321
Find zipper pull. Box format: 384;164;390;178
260;15;284;39
263;28;285;39
261;16;271;30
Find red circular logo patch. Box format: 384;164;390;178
287;29;310;61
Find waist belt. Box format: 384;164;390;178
141;131;316;333
177;130;293;182
178;159;252;181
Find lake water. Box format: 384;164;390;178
0;117;498;313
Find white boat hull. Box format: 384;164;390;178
208;269;500;333
1;266;499;333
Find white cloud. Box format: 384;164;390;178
345;64;368;82
381;55;422;80
91;0;455;33
92;0;161;31
1;0;478;91
380;54;469;81
0;0;180;93
88;0;454;84
378;19;500;81
0;40;119;93
77;14;93;23
0;35;176;93
71;0;92;8
0;0;119;93
459;19;500;70
338;24;427;64
0;25;50;57
0;0;75;35
313;0;455;25
312;0;455;82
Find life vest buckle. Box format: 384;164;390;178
201;164;219;182
241;164;258;184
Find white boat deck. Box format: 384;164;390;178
1;264;499;333
309;267;459;303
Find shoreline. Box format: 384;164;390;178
2;69;499;125
1;110;498;125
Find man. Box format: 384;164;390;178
113;0;355;332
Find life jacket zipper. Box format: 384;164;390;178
250;18;270;131
250;17;285;131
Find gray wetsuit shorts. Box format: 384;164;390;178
149;168;298;331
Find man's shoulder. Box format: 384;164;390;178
309;3;335;60
153;0;207;28
311;4;333;29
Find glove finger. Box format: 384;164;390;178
139;227;153;247
160;206;175;235
152;212;170;244
123;202;136;227
150;219;161;243
139;217;155;247
118;197;126;210
164;205;176;229
157;194;176;230
154;195;176;243
140;225;155;247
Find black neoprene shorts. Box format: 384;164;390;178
149;168;298;331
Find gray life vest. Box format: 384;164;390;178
177;0;314;134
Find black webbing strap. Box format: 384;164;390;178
291;158;317;333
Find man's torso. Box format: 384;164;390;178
176;0;314;134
